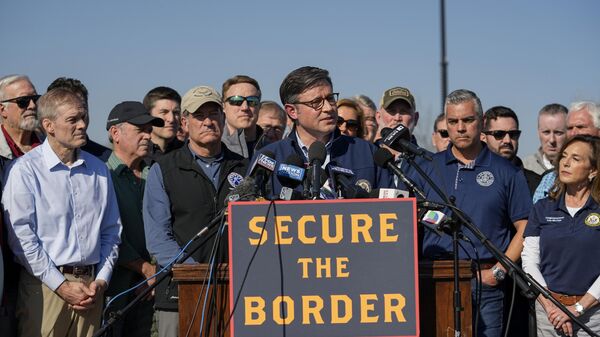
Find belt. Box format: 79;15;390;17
549;290;584;306
59;265;94;277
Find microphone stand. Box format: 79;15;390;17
404;154;599;337
94;212;228;337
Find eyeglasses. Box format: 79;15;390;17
483;130;522;140
437;129;449;138
337;116;360;131
1;94;41;109
225;95;260;107
292;93;339;111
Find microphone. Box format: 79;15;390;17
308;141;326;199
368;188;409;199
248;150;277;198
277;154;306;200
326;163;369;199
225;176;257;205
373;147;427;200
303;166;328;199
380;125;432;161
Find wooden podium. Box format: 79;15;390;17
419;260;473;337
172;263;230;337
173;260;472;337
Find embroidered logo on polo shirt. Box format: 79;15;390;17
227;172;244;187
545;216;564;222
584;213;600;227
476;171;494;187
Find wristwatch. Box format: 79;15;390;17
491;265;506;282
575;302;585;315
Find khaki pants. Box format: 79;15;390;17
17;269;103;337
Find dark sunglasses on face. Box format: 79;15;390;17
337;117;360;131
225;95;260;107
437;129;449;138
483;130;522;140
1;94;41;109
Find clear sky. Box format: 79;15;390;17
2;0;599;155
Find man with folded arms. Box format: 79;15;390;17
2;88;122;337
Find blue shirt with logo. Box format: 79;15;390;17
412;143;532;260
524;194;600;295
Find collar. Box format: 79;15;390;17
42;139;85;170
294;129;336;161
444;141;491;167
187;142;224;164
107;152;147;176
555;192;600;213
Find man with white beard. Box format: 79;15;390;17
0;75;43;159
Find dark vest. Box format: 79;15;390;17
154;144;247;310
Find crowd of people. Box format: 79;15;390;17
0;67;598;337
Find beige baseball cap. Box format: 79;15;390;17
181;86;222;113
380;86;416;110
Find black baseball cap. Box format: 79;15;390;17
106;101;165;130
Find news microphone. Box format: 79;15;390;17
373;147;427;200
225;176;257;205
368;188;409;199
308;141;326;199
327;163;369;199
248;150;277;198
380;125;432;161
277;154;306;200
303;166;328;199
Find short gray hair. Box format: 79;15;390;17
353;94;376;111
37;88;85;123
570;101;600;129
0;74;32;101
444;89;483;119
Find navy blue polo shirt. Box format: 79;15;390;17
412;143;532;260
524;194;600;295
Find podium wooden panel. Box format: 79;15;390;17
419;260;473;337
173;261;472;337
172;263;229;337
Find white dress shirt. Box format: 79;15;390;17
2;140;122;291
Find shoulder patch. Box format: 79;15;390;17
476;171;495;187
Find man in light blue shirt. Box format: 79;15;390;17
2;88;122;337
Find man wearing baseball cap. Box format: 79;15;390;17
143;86;247;337
104;101;163;337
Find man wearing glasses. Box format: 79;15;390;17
221;75;265;158
482;106;541;195
0;74;43;159
254;66;391;198
431;113;450;152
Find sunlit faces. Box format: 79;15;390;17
256;108;285;142
286;84;337;142
182;102;224;147
483;117;520;161
150;99;180;141
446;100;482;154
223;83;260;132
432;119;450;152
0;79;39;131
112;122;153;158
43;103;88;150
558;140;597;186
567;108;600;138
361;105;378;142
538;113;567;162
337;105;360;137
377;100;417;132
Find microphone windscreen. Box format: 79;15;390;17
225;176;257;204
380;127;392;139
373;147;394;168
308;141;326;163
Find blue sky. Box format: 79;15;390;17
2;1;599;155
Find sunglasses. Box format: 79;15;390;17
1;94;41;109
225;95;260;107
483;130;522;140
337;116;360;131
437;129;449;138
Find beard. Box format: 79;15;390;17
20;116;40;131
